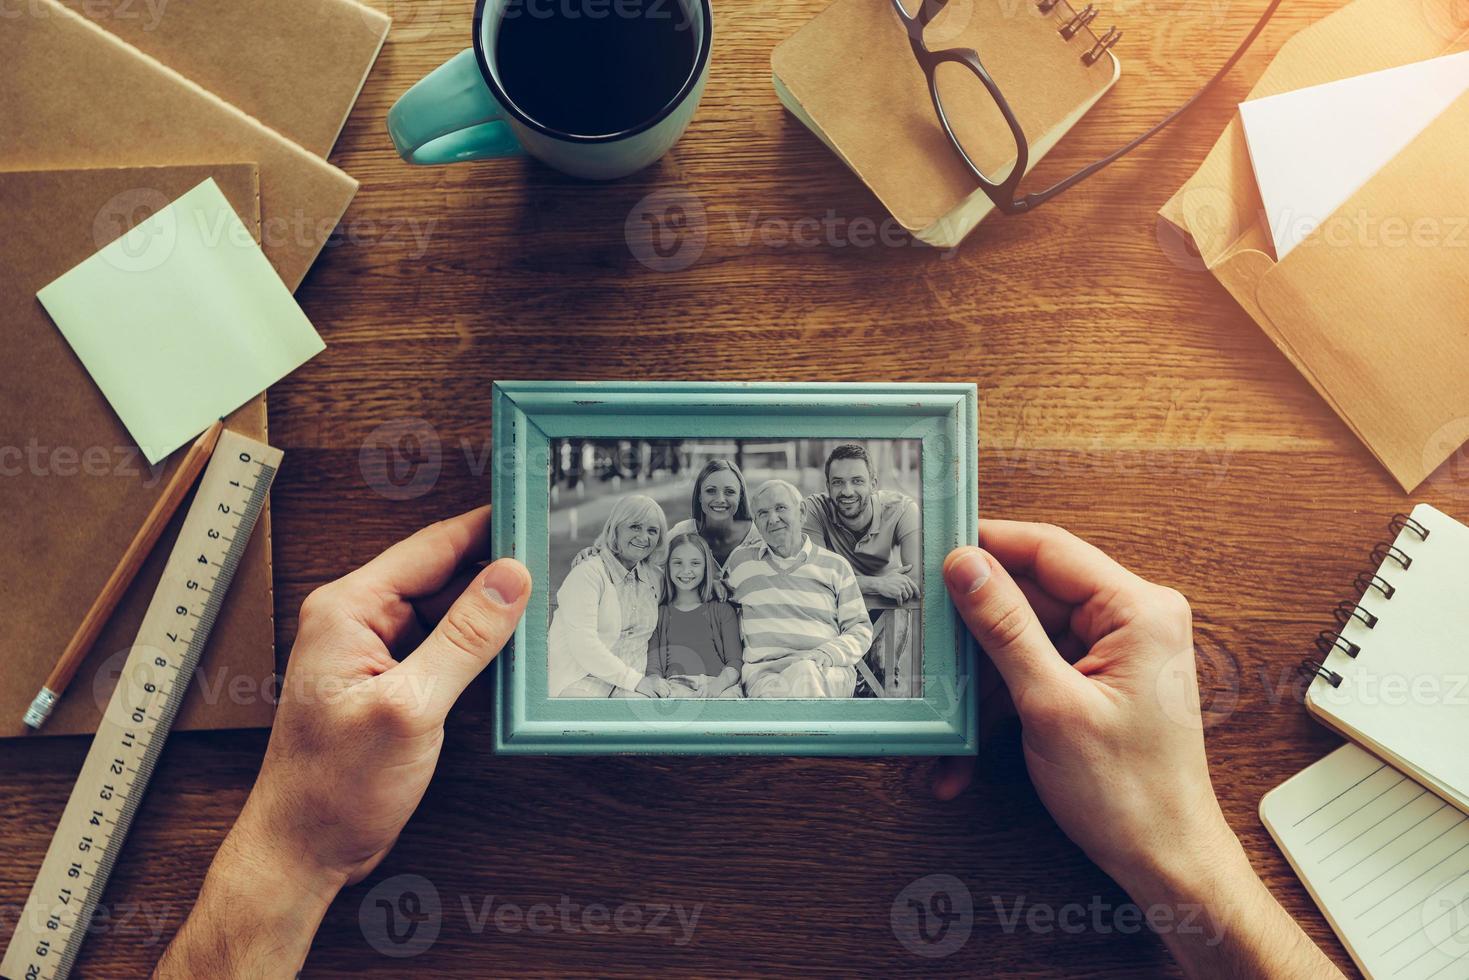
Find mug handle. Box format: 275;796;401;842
387;48;523;165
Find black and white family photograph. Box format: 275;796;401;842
546;438;923;699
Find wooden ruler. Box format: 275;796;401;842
1;430;281;980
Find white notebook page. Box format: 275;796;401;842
1262;743;1469;979
1306;504;1469;812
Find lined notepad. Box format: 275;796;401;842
1262;743;1469;978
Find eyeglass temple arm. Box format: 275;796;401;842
1010;0;1286;213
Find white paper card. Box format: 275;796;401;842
37;178;324;463
1239;52;1469;259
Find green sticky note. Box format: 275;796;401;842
37;178;325;464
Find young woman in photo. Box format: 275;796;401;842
547;495;671;699
666;458;762;586
646;532;744;698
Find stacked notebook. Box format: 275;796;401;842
1264;504;1469;977
772;0;1121;246
0;0;390;736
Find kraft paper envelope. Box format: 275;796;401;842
1159;0;1469;491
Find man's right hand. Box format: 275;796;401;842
937;521;1340;979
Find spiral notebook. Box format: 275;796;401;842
771;0;1121;247
1261;743;1469;979
1299;504;1469;814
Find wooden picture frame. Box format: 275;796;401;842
491;381;978;755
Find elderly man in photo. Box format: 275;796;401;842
801;444;921;695
726;479;872;698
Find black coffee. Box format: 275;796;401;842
495;2;698;137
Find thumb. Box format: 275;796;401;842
400;558;531;717
944;547;1071;694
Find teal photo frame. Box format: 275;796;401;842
491;381;979;756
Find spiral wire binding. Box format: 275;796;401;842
1355;571;1396;600
1060;4;1100;39
1370;542;1413;570
1389;512;1430;541
1301;514;1424;691
1332;600;1378;630
1037;0;1121;65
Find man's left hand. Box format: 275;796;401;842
865;565;919;603
155;507;530;978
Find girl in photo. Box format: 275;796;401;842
548;495;671;699
646;531;744;698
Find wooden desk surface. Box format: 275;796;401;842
7;0;1469;975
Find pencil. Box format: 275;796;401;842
23;420;226;731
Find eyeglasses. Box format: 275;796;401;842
893;0;1284;215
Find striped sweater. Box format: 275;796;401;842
725;535;873;681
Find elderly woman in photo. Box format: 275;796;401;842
666;458;763;586
548;495;670;699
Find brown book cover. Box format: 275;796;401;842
58;0;391;157
0;165;275;738
0;0;359;290
772;0;1120;246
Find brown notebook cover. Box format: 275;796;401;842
0;0;358;291
772;0;1120;246
0;165;275;738
58;0;391;157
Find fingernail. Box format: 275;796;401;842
947;549;991;594
481;559;527;605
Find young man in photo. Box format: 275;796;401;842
725;480;873;699
801;444;921;696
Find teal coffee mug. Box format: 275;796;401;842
388;0;712;179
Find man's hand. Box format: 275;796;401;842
861;565;919;603
936;521;1340;979
155;507;529;979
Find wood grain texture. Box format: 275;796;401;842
5;0;1469;975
